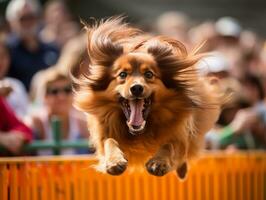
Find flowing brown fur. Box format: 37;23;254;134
71;16;224;178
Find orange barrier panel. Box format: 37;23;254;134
0;152;265;200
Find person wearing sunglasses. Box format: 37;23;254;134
27;68;90;155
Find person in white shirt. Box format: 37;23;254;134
27;67;91;155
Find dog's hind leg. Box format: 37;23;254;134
176;161;188;179
102;138;128;175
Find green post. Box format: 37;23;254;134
51;116;61;155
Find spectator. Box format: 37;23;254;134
188;21;217;51
196;52;230;79
0;39;29;119
5;0;59;90
30;33;87;101
205;78;247;149
0;97;32;155
155;11;191;46
27;68;90;155
55;32;87;74
205;76;266;150
0;17;10;41
40;0;80;49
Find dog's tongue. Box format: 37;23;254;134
128;99;144;126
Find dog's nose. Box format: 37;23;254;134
130;84;144;97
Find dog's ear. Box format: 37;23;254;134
147;36;202;78
147;36;188;60
146;37;208;108
146;37;202;90
84;16;140;67
71;17;142;92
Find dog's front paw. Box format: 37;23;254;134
145;157;171;176
106;159;128;176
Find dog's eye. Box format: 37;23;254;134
119;72;128;79
144;71;154;79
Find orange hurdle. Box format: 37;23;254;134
0;152;265;200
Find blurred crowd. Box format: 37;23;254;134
0;0;265;156
155;12;266;151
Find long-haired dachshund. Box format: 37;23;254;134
71;17;224;178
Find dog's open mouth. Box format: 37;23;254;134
120;97;151;135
